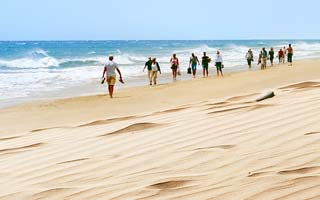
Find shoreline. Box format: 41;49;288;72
0;57;307;109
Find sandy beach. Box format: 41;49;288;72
1;59;320;199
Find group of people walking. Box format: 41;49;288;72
246;44;294;70
142;51;225;86
102;44;293;98
190;51;224;78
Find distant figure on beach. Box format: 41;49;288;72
201;52;211;77
269;48;275;66
143;57;153;85
287;44;293;66
215;51;223;77
278;48;284;64
258;51;262;66
102;55;123;98
150;58;161;85
283;46;287;63
246;49;254;69
170;53;179;81
189;53;200;78
261;48;268;70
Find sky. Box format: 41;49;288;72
0;0;319;40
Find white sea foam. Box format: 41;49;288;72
0;57;59;69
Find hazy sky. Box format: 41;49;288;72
0;0;318;40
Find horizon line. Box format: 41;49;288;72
1;39;320;42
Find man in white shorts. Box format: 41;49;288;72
102;55;123;98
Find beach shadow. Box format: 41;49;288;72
0;136;21;141
149;180;191;189
226;93;259;102
193;145;236;151
248;171;273;178
0;143;44;155
304;131;320;136
155;107;189;114
31;188;72;199
278;166;320;175
279;81;320;90
78;116;138;127
57;158;89;165
99;122;164;136
31;127;67;133
207;104;275;115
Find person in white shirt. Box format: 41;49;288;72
150;58;161;85
101;55;123;98
283;46;287;64
215;51;223;77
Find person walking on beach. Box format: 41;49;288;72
257;51;262;66
269;48;275;66
189;53;200;78
261;48;268;70
201;52;211;78
102;55;123;98
143;57;153;85
150;58;161;85
283;46;287;63
278;48;284;64
170;53;179;81
215;51;224;77
246;49;254;69
287;44;293;66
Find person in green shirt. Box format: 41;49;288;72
201;52;211;78
261;48;268;70
143;57;153;85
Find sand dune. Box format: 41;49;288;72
0;59;320;199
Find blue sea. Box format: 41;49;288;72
1;40;320;106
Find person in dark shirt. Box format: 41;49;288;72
269;48;275;66
143;57;153;85
202;52;211;78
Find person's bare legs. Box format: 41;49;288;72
153;71;157;85
108;85;114;98
172;69;177;81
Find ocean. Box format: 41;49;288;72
1;40;320;106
